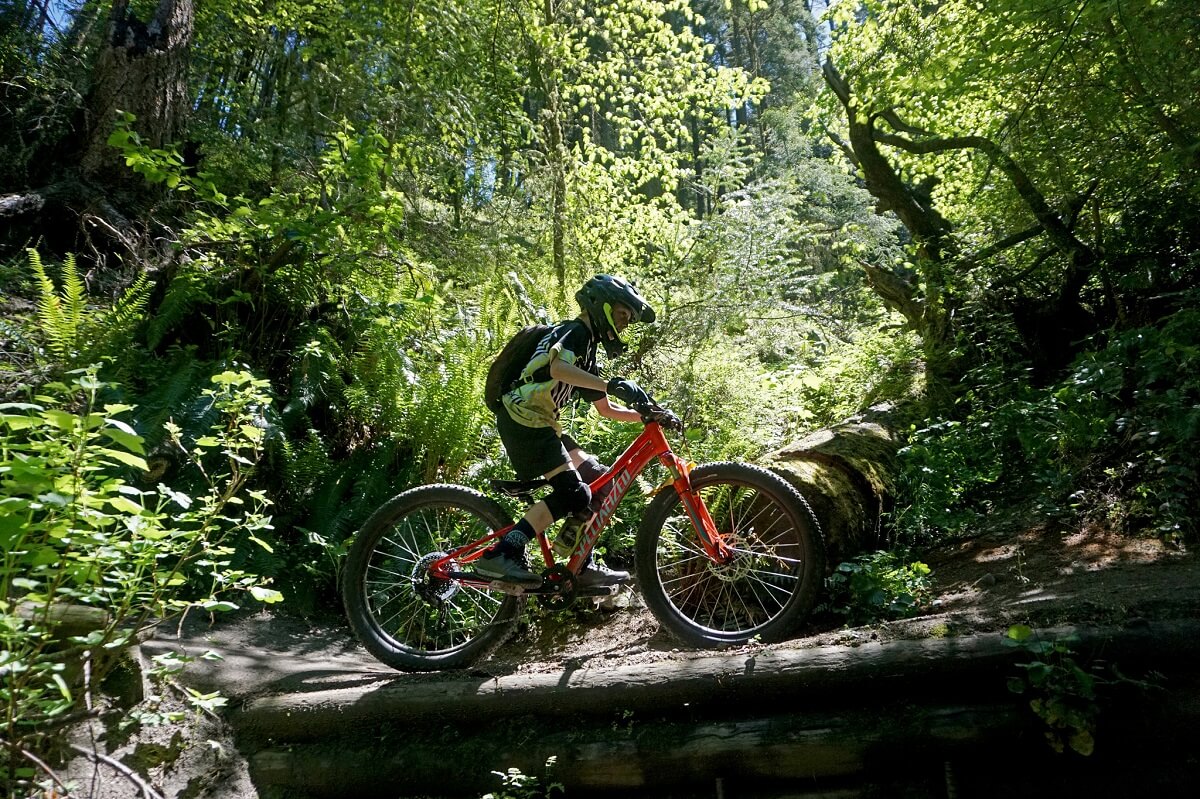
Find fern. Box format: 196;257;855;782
147;267;211;350
26;249;158;369
106;272;152;332
132;348;207;453
28;249;85;361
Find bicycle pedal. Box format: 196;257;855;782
486;579;538;594
578;584;620;598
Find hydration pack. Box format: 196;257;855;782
484;323;554;411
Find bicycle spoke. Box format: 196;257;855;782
650;470;818;637
382;530;423;562
366;561;412;582
357;502;513;656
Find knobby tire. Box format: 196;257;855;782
636;462;826;647
342;484;525;671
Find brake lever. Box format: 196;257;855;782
637;400;683;433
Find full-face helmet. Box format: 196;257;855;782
575;274;655;357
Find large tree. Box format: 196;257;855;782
817;0;1200;396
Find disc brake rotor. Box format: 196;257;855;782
412;551;459;603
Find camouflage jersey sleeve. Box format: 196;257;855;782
501;321;602;432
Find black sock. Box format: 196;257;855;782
499;519;535;555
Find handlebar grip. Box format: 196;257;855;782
637;402;684;432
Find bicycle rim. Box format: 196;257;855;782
350;487;521;665
646;465;818;642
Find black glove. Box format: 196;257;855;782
606;377;650;407
656;409;684;432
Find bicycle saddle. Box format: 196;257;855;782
489;477;551;497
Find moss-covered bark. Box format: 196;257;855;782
762;408;902;566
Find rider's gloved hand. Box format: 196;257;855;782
606;377;650;408
658;409;684;432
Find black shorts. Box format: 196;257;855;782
495;409;581;480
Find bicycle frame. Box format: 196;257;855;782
429;421;729;586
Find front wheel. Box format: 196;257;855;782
342;484;525;671
636;462;826;647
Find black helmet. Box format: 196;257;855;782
575;274;655;357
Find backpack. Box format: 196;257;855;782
484;323;555;411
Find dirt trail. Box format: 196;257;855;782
66;523;1199;798
153;521;1199;694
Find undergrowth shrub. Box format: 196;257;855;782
820;550;933;625
894;306;1200;546
1004;624;1158;756
482;757;564;799
0;368;278;792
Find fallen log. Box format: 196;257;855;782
223;620;1200;747
764;409;903;567
247;701;1032;796
0;191;46;218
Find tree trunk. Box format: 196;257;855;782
82;0;195;187
821;55;1103;389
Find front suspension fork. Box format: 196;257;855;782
660;455;731;563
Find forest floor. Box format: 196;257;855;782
60;513;1200;798
489;513;1200;676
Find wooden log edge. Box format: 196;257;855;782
227;620;1200;746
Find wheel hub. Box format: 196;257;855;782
412;551;459;603
708;548;751;582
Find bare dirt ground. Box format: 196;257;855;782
61;518;1199;798
484;518;1200;677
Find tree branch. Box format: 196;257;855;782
69;743;166;799
821;123;858;168
821;59;954;261
872;129;1095;267
989;248;1055;291
966;224;1044;266
855;258;923;329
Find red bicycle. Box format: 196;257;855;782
342;401;826;671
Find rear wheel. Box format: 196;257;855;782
636;462;825;647
342;484;525;671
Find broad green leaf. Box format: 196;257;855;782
1007;624;1033;642
98;448;150;471
107;496;146;515
103;427;146;454
249;586;284;604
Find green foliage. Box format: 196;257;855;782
1004;624;1156;756
0;367;277;789
894;305;1200;545
820;550;933;625
4;0;987;631
822;0;1200;238
26;248;152;368
482;757;564;799
0;3;96;189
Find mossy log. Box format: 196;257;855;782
762;408;903;566
15;601;111;639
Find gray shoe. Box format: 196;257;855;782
577;561;631;589
475;549;541;585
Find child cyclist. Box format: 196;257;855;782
477;275;655;587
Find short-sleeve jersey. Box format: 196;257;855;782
500;320;605;433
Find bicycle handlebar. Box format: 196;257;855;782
634;398;684;433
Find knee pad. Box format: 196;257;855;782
577;457;608;484
544;469;593;521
